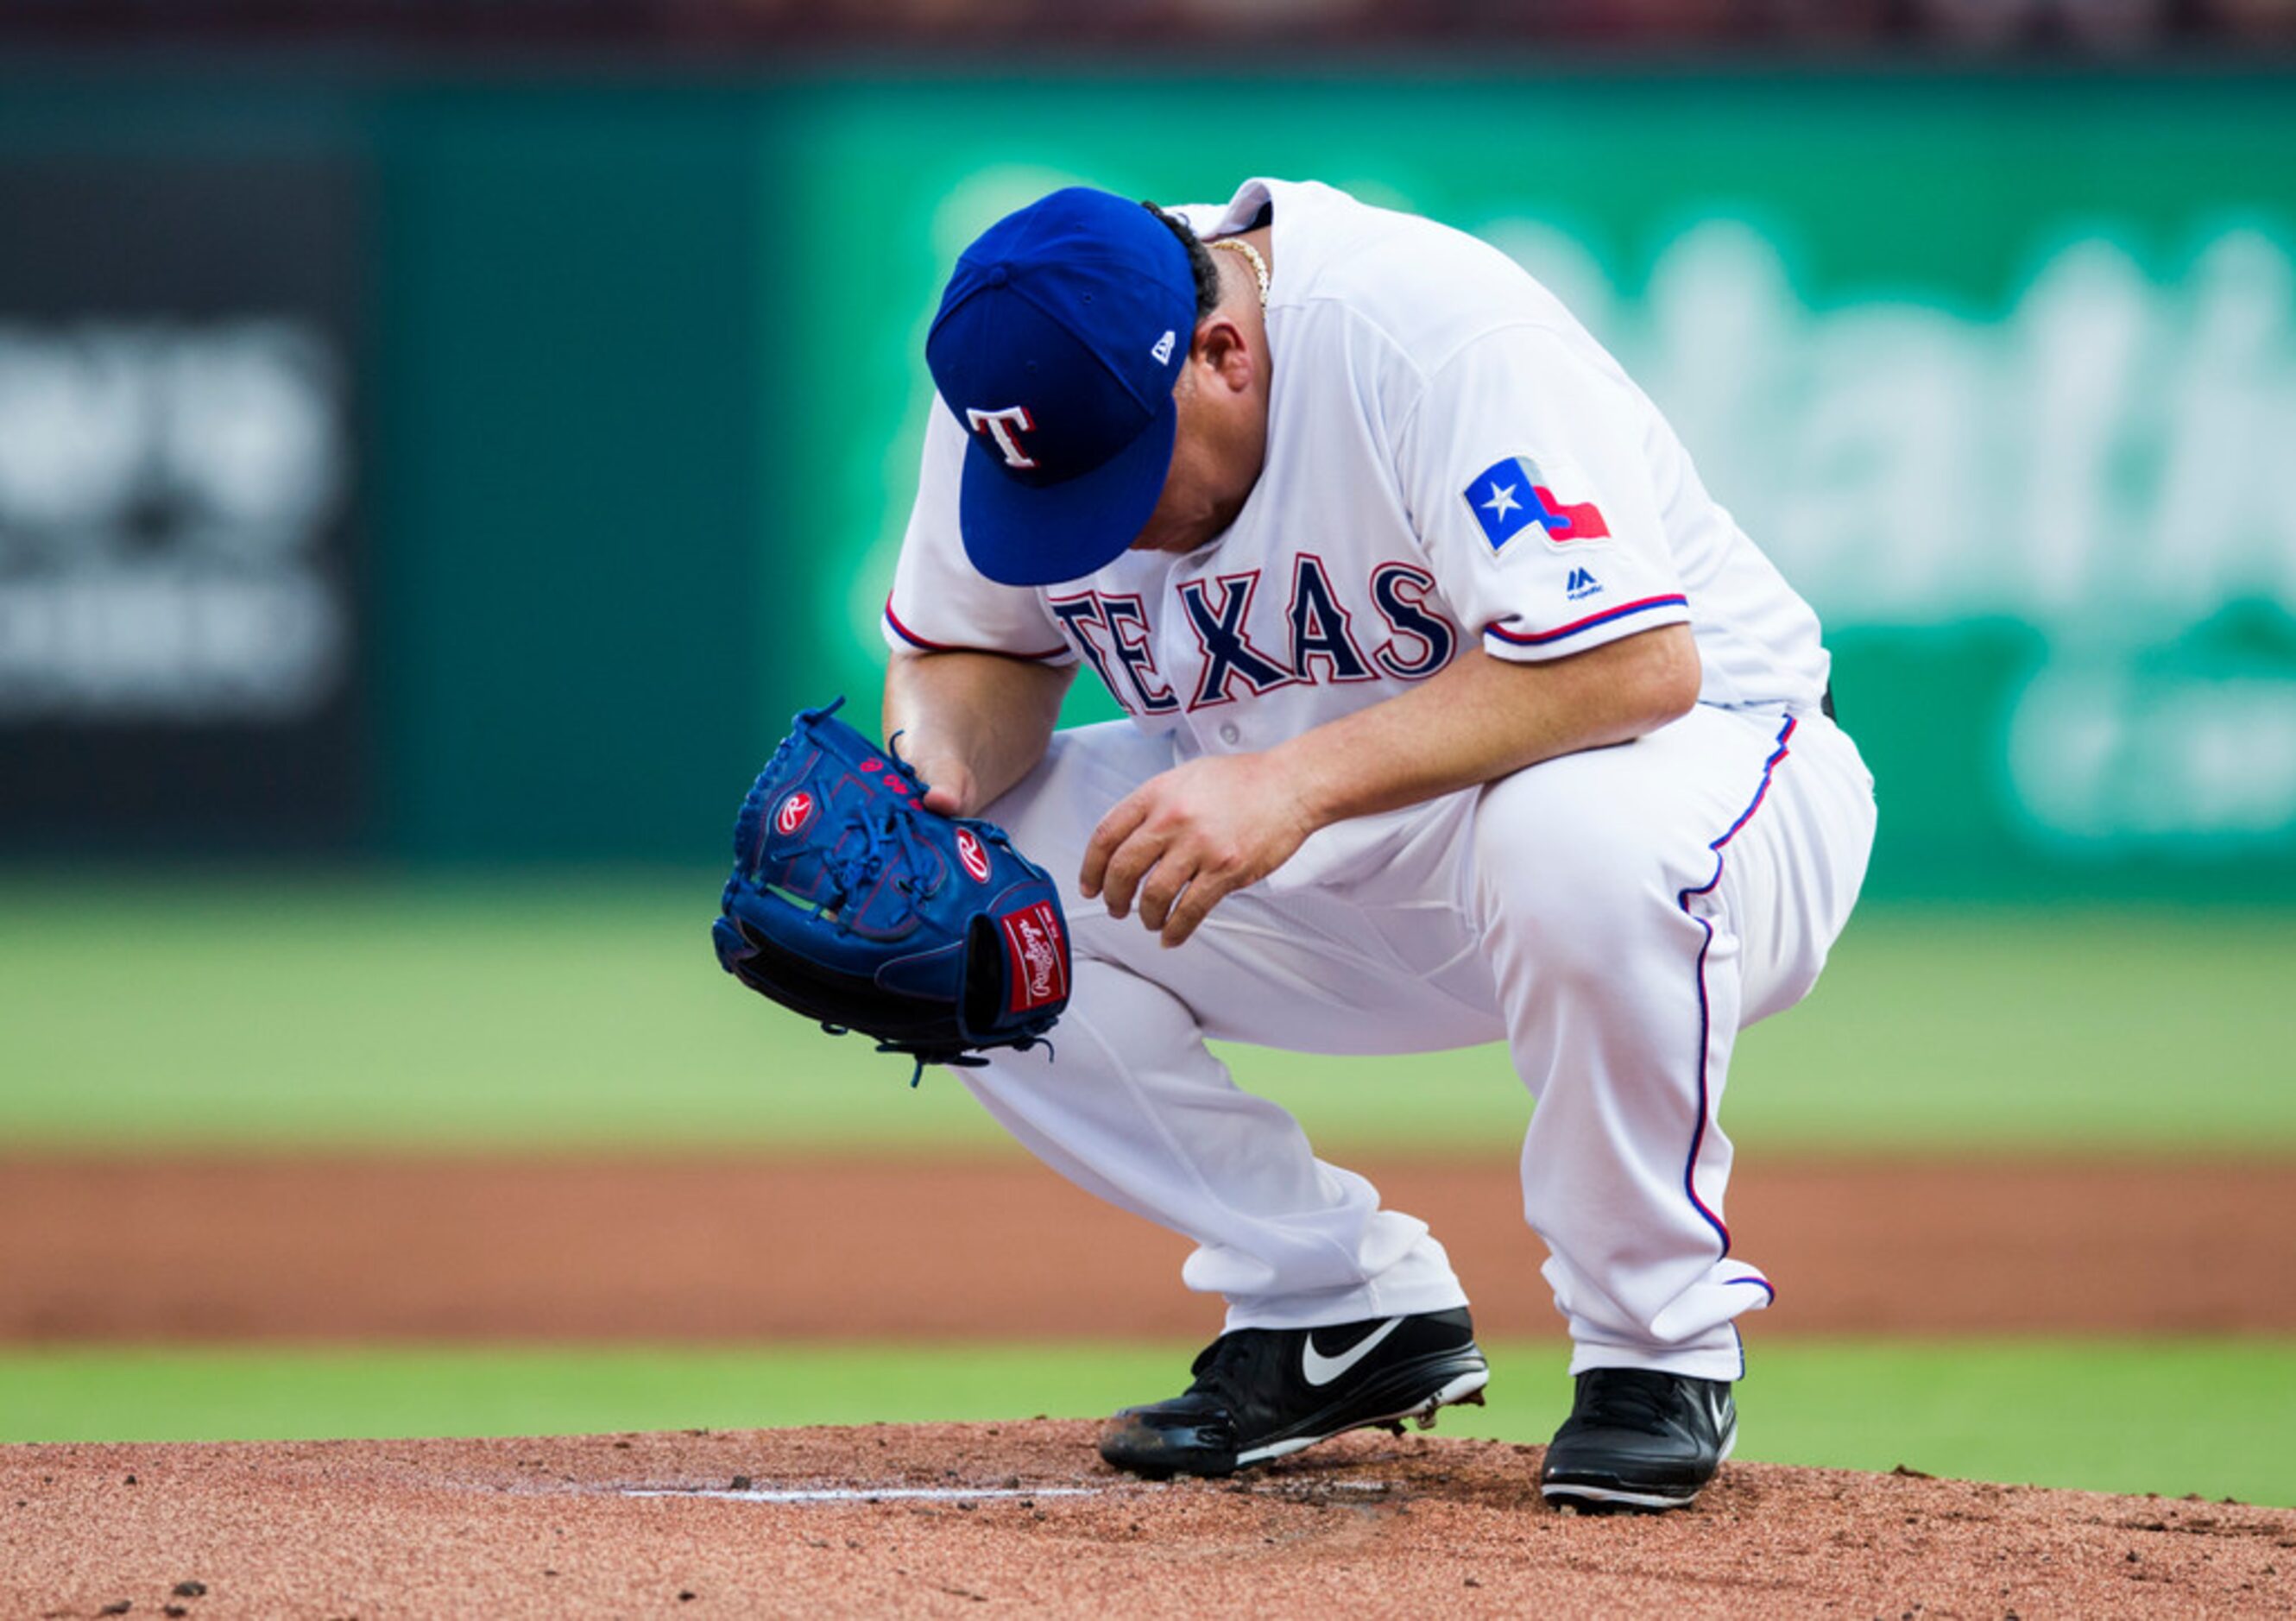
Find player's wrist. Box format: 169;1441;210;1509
1262;735;1344;841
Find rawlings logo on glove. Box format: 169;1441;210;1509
1000;901;1068;1012
710;697;1070;1082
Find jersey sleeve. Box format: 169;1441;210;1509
882;405;1075;664
1397;325;1691;664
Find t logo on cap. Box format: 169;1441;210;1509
925;186;1200;588
966;405;1041;470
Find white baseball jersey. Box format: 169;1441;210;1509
886;177;1833;747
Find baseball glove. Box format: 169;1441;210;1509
710;698;1070;1082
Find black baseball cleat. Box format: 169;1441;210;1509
1097;1308;1491;1479
1538;1367;1737;1511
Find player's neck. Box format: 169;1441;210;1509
1208;226;1273;326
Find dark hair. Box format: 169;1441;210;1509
1140;200;1222;321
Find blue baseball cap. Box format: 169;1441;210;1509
926;187;1198;587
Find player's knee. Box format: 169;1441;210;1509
1469;770;1679;974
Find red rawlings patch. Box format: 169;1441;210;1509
774;791;817;836
955;827;992;884
999;900;1069;1014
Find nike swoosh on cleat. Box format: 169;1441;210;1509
1300;1317;1406;1387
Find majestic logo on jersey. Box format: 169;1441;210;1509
967;405;1040;470
774;791;817;836
1466;456;1612;551
954;826;992;884
999;900;1068;1013
1565;567;1604;602
1049;561;1459;718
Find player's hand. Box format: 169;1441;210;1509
894;749;979;818
1081;752;1318;949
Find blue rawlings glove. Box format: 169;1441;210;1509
711;698;1070;1082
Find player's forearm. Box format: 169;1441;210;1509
882;649;1073;817
1275;626;1701;831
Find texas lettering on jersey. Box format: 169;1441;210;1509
1048;556;1458;718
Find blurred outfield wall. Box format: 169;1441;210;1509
2;66;2293;898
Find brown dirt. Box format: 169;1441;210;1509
3;1153;2293;1342
9;1155;2293;1614
5;1422;2293;1618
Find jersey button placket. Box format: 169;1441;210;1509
1217;722;1242;747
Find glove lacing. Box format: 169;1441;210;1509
812;801;932;926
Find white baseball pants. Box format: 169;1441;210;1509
964;701;1876;1380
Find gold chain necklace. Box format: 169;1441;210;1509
1208;237;1270;310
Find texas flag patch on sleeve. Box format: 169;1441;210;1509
1464;456;1612;551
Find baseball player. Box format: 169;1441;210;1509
881;180;1875;1511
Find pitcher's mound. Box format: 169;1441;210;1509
6;1422;2291;1617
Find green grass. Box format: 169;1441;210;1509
3;1339;2289;1507
3;876;2293;1153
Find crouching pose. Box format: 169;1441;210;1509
883;180;1875;1511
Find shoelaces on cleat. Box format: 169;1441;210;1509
1180;1329;1271;1408
1574;1370;1691;1435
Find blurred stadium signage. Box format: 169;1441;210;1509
0;319;348;720
8;71;2289;887
0;157;364;852
1485;218;2296;856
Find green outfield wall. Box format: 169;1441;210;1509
3;66;2292;896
